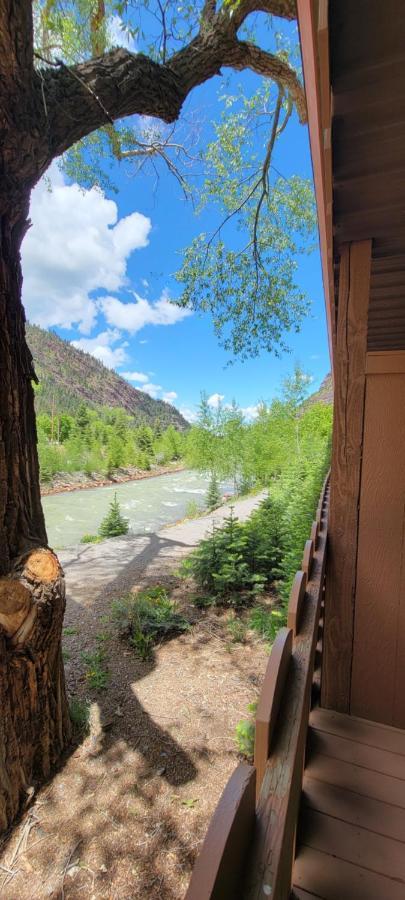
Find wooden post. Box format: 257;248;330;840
321;240;372;712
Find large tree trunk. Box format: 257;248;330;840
0;203;71;832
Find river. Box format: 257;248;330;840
42;470;232;550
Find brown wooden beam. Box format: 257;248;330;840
321;240;372;712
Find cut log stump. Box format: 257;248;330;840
0;548;71;832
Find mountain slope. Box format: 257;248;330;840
27;323;188;429
307;373;333;406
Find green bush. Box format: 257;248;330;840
80;533;101;544
81;648;109;690
70;698;91;733
181;502;281;604
98;493;129;538
185;499;201;519
227;617;247;643
111;586;189;659
235;701;257;760
249;606;285;642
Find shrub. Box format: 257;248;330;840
185;499;201;519
70;698;91;733
235;701;257;760
181;502;281;604
98;493;129;538
111;586;189;659
81;649;109;690
80;533;101;544
227;617;247;643
249;606;285;642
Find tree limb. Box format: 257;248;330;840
24;0;306;181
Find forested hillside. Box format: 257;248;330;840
27;323;188;430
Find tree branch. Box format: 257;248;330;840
27;0;305;179
230;0;297;30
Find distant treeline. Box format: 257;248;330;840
37;402;184;482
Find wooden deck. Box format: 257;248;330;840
292;707;405;899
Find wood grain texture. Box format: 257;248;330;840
302;776;405;843
350;372;405;725
322;240;372;712
309;521;318;548
243;499;328;900
287;572;307;638
298;808;405;883
305;752;405;809
185;764;256;900
254;627;293;801
293;845;405;900
310;706;405;756
301;540;314;579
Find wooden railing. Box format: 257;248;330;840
185;474;329;900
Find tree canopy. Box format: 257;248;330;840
1;0;317;360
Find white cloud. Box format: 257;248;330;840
100;289;192;335
241;405;260;420
71;329;128;368
141;279;149;291
108;15;137;52
121;370;149;384
143;383;162;399
139;339;148;345
207;393;225;409
163;391;178;403
179;406;198;423
22;166;151;333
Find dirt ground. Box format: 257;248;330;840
0;560;269;898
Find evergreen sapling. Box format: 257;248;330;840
98;493;129;538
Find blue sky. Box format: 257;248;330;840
22;19;330;423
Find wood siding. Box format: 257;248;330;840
351;354;405;726
322;240;371;712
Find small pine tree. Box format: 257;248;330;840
206;473;222;511
98;493;129;538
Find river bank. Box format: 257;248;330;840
40;462;185;496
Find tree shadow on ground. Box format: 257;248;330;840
0;526;265;898
0;530;206;898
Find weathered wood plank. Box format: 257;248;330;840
293;845;405;900
309;521;318;548
310;706;405;756
186;764;256;900
322;239;372;712
243;503;328;900
287;572;307;638
308;728;405;781
350;371;405;726
299;807;405;882
301;540;314;579
305;752;405;809
302;775;405;843
254;627;293;801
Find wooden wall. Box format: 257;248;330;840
351;353;405;726
321;240;372;712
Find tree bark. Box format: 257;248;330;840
0;203;47;571
0;549;71;832
0;197;71;831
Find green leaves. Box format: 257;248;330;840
175;81;316;360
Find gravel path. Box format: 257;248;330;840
59;491;267;605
